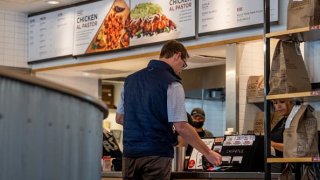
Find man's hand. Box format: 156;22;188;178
174;121;222;166
203;150;222;166
115;113;124;125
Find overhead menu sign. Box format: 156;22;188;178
28;0;276;61
128;0;196;46
73;0;130;56
73;0;195;55
28;8;74;62
199;0;278;34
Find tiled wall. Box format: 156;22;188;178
305;41;320;123
238;41;265;134
305;41;320;83
0;10;28;68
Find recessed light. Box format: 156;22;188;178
83;72;90;77
47;0;60;5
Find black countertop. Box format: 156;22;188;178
102;171;281;179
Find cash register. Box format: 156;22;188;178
187;135;264;172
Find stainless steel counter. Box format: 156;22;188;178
0;68;108;180
101;171;281;180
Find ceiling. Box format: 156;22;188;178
0;0;88;14
0;0;227;80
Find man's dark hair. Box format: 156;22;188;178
159;40;189;60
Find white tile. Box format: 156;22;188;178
4;13;15;21
15;14;27;23
15;22;26;29
0;18;4;26
4;31;14;38
0;55;3;63
15;26;26;34
15;44;25;51
4;25;14;33
5;20;15;27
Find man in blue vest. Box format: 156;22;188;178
116;40;222;180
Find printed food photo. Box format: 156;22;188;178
125;2;177;39
86;0;130;53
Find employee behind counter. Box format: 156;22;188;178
270;98;294;158
185;108;214;156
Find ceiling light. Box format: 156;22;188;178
46;0;60;5
82;72;90;77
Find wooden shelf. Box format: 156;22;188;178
265;25;320;41
267;157;320;163
266;90;320;101
247;97;264;103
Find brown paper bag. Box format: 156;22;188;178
278;163;295;180
283;105;319;158
254;111;264;135
287;0;320;29
301;164;320;180
247;76;264;102
269;41;311;95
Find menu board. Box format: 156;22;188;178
199;0;278;34
73;0;130;56
27;0;277;61
129;0;196;46
28;8;75;62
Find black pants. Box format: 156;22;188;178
122;156;172;180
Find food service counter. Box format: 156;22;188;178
101;171;281;180
102;135;268;180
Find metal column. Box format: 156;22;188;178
263;0;271;179
225;43;239;133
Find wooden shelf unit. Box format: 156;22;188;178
263;4;320;179
266;90;320;101
265;26;320;41
267;157;320;163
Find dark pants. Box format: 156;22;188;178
122;156;172;180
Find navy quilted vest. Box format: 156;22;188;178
123;60;180;158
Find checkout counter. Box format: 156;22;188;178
102;171;281;180
101;135;281;180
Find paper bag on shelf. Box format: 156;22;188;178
247;76;264;102
253;111;264;135
287;0;320;29
283;105;319;158
269;41;312;95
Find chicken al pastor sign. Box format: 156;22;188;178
73;0;130;55
73;0;195;55
128;0;195;46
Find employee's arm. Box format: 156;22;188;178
271;141;284;152
174;121;222;166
